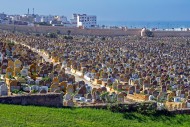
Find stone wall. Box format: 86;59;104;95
153;31;190;37
0;25;141;36
0;93;63;107
1;24;190;37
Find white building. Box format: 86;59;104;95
71;14;97;28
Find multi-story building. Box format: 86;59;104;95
71;14;97;28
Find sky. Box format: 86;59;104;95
0;0;190;22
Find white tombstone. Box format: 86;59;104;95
21;68;28;77
0;83;8;96
64;93;72;100
31;85;39;91
174;97;181;102
35;78;42;85
23;86;31;92
39;86;48;93
149;95;155;101
187;101;190;108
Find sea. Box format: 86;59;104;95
98;21;190;29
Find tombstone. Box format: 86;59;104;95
143;80;150;90
50;84;60;92
39;86;48;93
112;82;118;90
152;80;158;87
20;67;28;77
78;81;85;87
35;77;42;85
64;100;74;107
149;87;155;95
174;97;181;102
117;93;125;103
64;93;72;100
31;85;39;91
116;84;122;91
180;91;186;98
86;93;92;100
5;67;13;78
128;86;135;94
48;73;54;80
8;59;14;69
59;81;67;92
30;64;36;73
14;59;22;69
101;87;107;93
94;91;101;101
167;92;175;102
149;95;155;101
161;85;167;93
13;67;21;77
23;85;31;92
0;84;8;96
2;59;8;66
52;77;59;85
143;89;149;95
58;74;64;82
66;85;74;94
9;80;20;92
1;65;7;74
157;92;166;102
135;85;140;94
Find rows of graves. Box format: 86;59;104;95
0;33;128;107
1;32;190;110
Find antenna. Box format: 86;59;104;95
33;8;34;15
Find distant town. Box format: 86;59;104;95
0;8;98;29
1;9;190;32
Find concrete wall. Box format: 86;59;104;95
1;24;190;37
0;93;63;108
0;24;141;36
153;31;190;37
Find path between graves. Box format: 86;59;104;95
14;41;99;89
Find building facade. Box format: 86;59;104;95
71;14;97;28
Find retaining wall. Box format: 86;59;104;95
0;93;63;108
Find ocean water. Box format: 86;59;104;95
98;21;190;29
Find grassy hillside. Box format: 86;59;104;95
0;104;190;127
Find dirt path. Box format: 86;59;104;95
14;41;99;88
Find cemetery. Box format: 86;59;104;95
0;30;190;112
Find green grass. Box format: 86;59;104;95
0;104;190;127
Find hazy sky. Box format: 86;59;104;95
0;0;190;21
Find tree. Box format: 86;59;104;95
57;30;61;35
101;37;106;41
186;39;190;45
90;37;95;42
67;30;71;36
145;30;154;37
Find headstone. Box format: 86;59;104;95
78;85;87;96
14;59;22;68
117;93;125;103
13;67;21;77
128;86;135;94
8;59;14;69
66;85;74;94
0;83;8;96
20;67;28;77
39;86;48;93
64;93;72;100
